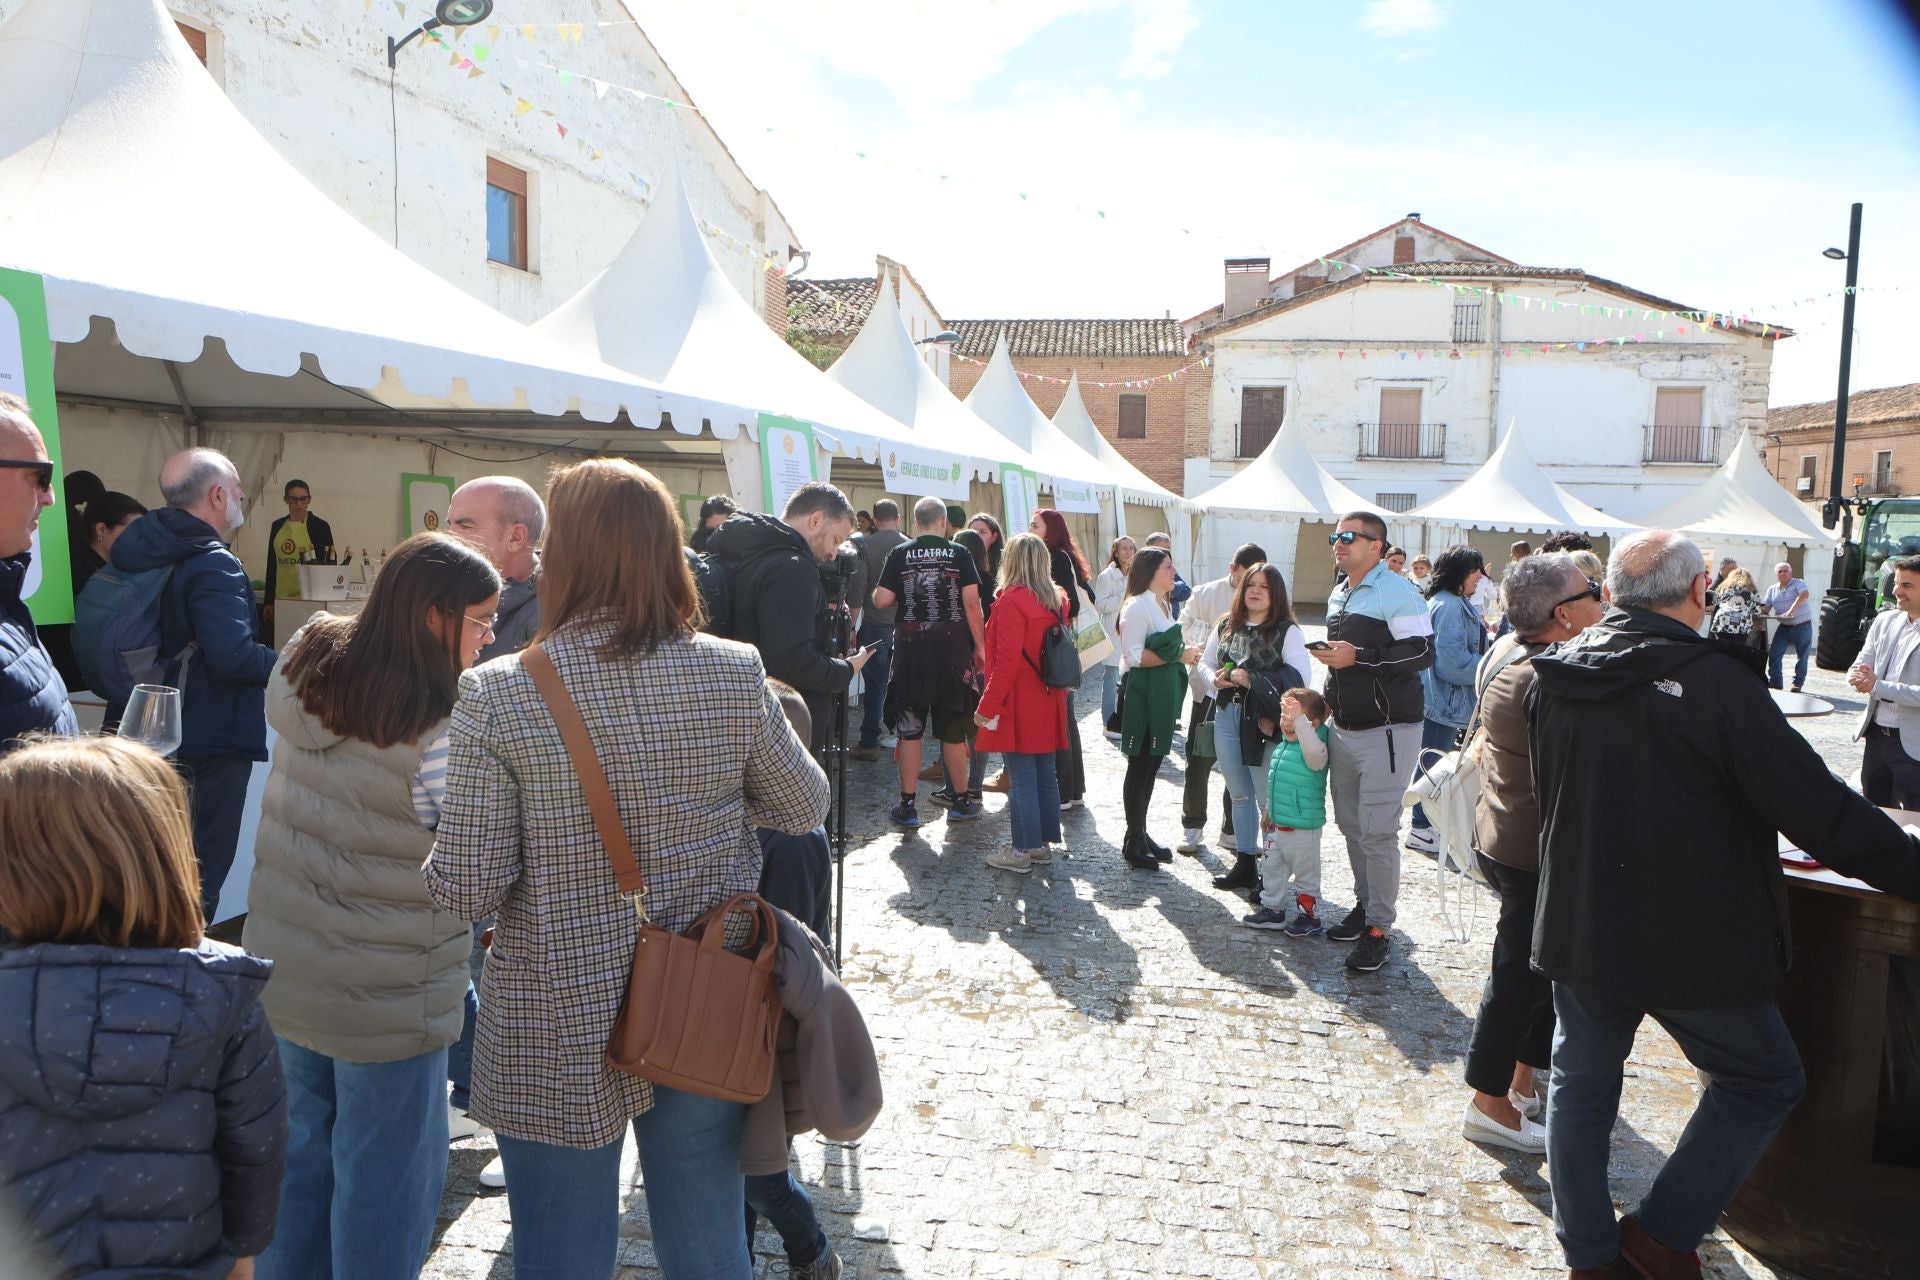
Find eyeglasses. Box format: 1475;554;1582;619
1555;577;1604;609
286;493;312;504
1327;530;1381;546
0;459;54;491
465;613;497;639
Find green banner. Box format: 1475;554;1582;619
0;267;72;625
759;414;818;514
1001;463;1037;534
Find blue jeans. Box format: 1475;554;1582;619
448;978;478;1111
495;1085;751;1280
1768;621;1812;689
856;620;894;747
1547;983;1806;1269
1005;750;1062;851
744;1167;829;1267
257;1038;449;1280
179;753;252;922
1408;717;1464;831
1101;661;1122;726
1212;701;1273;855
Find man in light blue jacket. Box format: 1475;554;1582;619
1407;545;1490;856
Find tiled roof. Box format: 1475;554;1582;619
1769;382;1920;433
1391;261;1584;277
949;319;1188;358
785;277;877;337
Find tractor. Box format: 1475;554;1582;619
1816;496;1920;670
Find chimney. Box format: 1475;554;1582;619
1394;214;1420;265
1223;257;1270;321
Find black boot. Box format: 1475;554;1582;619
1212;853;1257;891
1122;831;1161;870
1146;834;1173;863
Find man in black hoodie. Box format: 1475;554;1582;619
708;482;871;749
1528;529;1920;1280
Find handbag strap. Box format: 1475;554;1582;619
521;645;651;917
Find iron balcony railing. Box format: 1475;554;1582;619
1358;422;1446;460
1642;423;1719;464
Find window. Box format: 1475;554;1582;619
1117;394;1147;440
175;22;209;66
1375;492;1418;514
1798;455;1818;495
1377;388;1422;458
1451;300;1482;344
1648;387;1705;463
1875;450;1894;493
1238;387;1285;458
486;158;530;271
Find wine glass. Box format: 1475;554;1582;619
119;684;183;757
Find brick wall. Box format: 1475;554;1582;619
1764;415;1920;503
946;354;1203;494
763;265;788;335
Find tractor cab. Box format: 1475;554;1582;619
1859;498;1920;608
1818;496;1920;669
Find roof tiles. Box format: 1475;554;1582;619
948;318;1187;358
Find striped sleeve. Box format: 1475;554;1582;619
411;727;451;829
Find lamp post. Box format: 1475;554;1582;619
1822;202;1863;535
388;0;495;68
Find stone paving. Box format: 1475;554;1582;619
425;628;1865;1279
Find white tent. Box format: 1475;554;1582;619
535;165;961;506
1642;434;1838;597
825;285;1037;500
1188;415;1378;602
1048;373;1193;565
0;0;737;429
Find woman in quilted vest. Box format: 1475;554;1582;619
244;532;500;1280
973;533;1070;874
423;459;829;1280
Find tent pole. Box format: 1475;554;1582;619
162;360;204;447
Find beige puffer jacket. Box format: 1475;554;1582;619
243;653;470;1063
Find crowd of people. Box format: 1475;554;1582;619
4;378;1920;1280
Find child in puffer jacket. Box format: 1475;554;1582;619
0;735;287;1280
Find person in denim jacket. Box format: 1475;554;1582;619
1407;546;1489;855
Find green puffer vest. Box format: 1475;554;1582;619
1265;724;1330;829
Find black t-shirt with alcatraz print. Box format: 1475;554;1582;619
878;535;980;631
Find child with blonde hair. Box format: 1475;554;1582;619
1248;688;1332;937
0;735;286;1279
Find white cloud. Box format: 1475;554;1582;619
1120;0;1201;79
1361;0;1447;37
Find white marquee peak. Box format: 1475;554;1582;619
1189;415;1373;518
1409;421;1641;536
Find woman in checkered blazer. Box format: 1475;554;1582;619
424;459;829;1280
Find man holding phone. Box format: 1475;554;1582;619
1310;511;1435;974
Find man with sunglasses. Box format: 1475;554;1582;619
1311;511;1434;973
0;393;77;751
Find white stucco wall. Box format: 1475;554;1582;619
1198;277;1776;521
0;0;804;324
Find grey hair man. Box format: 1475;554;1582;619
0;392;78;749
1459;553;1606;1157
1527;529;1920;1277
448;476;547;661
109;447;278;920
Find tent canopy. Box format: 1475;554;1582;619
1409;424;1641;537
961;333;1119;495
824;285;1028;480
1641;436;1836;549
1049;374;1184;510
0;0;729;425
535;165;937;461
1189;414;1373;519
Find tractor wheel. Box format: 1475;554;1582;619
1816;590;1866;671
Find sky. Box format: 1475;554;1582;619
631;0;1920;407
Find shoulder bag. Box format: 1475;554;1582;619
522;644;782;1104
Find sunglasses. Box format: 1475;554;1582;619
0;459;54;491
1327;530;1381;546
1555;577;1604;609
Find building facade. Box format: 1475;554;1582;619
1764;383;1920;505
785;255;952;382
1187;217;1785;519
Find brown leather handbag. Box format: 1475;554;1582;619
522;645;782;1104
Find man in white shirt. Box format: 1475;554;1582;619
1761;562;1812;692
1177;542;1264;871
1850;555;1920;807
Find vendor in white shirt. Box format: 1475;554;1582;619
1850;555;1920;807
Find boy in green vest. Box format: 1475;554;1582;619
1246;688;1331;937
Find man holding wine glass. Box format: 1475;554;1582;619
109;448;277;919
0;392;77;752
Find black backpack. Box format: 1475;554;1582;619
1026;609;1083;691
686;547;733;638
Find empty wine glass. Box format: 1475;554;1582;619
119;684;183;757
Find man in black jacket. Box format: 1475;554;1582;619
707;482;871;749
1528;529;1920;1280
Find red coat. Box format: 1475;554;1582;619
975;584;1070;756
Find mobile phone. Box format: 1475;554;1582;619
860;640;884;653
1305;640;1332;651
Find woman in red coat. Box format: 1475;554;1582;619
973;533;1070;874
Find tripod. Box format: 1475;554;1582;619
820;569;854;971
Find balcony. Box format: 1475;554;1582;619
1642;423;1720;464
1358;422;1446;460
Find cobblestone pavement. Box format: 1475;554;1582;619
426;630;1863;1279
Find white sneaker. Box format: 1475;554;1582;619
1024;845;1053;864
879;734;899;749
985;848;1032;874
1216;832;1237;852
1176;828;1203;853
1462;1098;1546;1153
1510;1087;1544;1120
1103;729;1122;741
478;1156;507;1188
1405;827;1440;855
448;1103;481;1142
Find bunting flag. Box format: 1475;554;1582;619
949;352;1210;389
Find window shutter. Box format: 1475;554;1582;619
1118;394;1147;440
176;23;208;65
1238;387;1285;458
486;158;529;198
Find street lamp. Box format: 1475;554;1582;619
388;0;495;68
915;331;962;346
1821;203;1863;533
